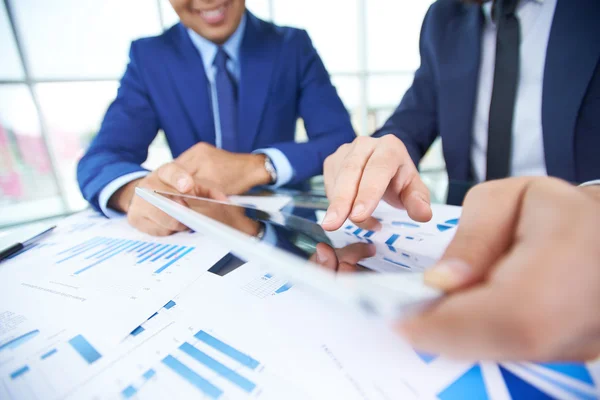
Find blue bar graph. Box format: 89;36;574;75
85;239;127;259
180;342;256;393
162;355;223;399
10;365;29;380
131;326;145;336
364;230;375;238
138;244;161;258
353;228;363;236
58;237;102;255
194;331;259;370
154;247;195;274
57;238;110;263
68;334;102;364
55;236;195;275
165;246;187;259
0;330;40;352
122;386;137;398
383;257;411;270
385;234;400;246
164;300;177;309
275;283;293;294
75;240;140;275
264;273;273;279
151;244;178;262
138;244;170;264
136;242;155;253
143;369;156;380
41;348;58;360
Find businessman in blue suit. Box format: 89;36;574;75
321;0;600;231
77;0;355;236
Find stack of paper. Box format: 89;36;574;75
0;198;598;400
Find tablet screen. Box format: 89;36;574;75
154;191;439;275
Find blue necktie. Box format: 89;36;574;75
213;48;238;152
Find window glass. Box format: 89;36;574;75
0;2;25;80
12;0;162;79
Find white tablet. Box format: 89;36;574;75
136;188;444;320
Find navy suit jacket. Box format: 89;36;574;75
375;0;600;190
77;12;355;212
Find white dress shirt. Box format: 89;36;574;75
99;14;294;217
471;0;556;183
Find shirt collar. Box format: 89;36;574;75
186;12;247;72
482;0;544;24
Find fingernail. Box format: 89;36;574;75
177;178;190;192
322;210;338;226
351;203;365;218
424;259;472;291
316;249;328;264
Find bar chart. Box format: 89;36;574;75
241;273;293;298
3;332;103;400
120;330;264;399
55;236;195;276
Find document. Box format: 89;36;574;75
0;210;231;350
2;208;599;400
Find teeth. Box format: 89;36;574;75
202;6;225;18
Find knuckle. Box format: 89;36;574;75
353;136;371;146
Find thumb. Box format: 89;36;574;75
157;162;194;193
425;178;532;292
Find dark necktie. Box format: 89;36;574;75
214;48;238;152
486;0;520;181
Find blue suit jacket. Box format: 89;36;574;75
375;0;600;190
77;12;355;211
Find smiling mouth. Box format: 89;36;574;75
193;0;232;25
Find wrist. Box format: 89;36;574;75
108;178;142;213
249;154;272;187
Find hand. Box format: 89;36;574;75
322;135;432;232
399;177;600;361
174;143;272;195
109;162;227;236
312;242;376;273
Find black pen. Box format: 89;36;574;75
0;226;56;262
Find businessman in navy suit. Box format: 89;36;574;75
77;0;355;236
321;0;600;231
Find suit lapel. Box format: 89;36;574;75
440;5;483;182
238;13;278;153
542;0;600;182
166;24;215;146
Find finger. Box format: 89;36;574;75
336;243;376;264
337;262;361;273
157;162;195;193
314;243;340;271
323;138;376;231
193;179;229;202
133;216;176;237
398;284;529;360
424;178;532;292
354;217;382;232
143;204;189;233
350;137;407;222
397;174;432;223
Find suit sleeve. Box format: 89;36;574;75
372;4;439;167
267;30;356;184
77;41;159;213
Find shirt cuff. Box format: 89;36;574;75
579;180;600;187
253;148;295;187
260;222;278;246
98;171;150;218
